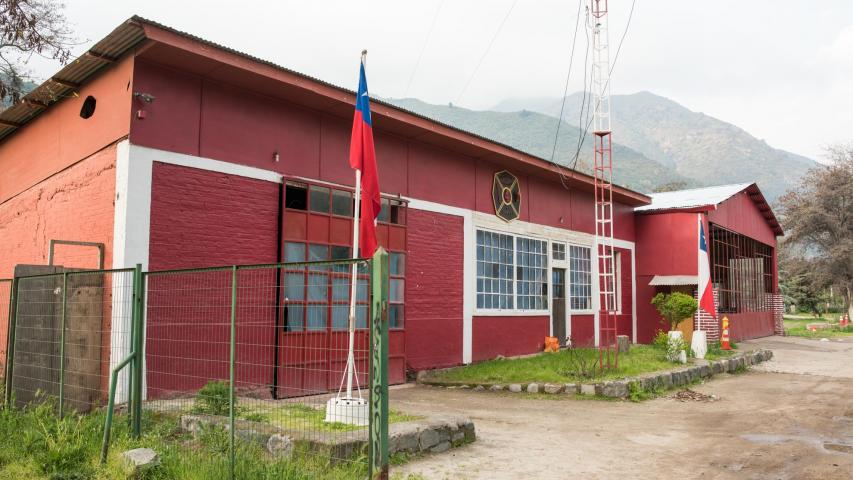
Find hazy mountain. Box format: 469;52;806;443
493;92;817;200
384;97;690;193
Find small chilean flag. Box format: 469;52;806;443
349;58;381;257
698;216;717;319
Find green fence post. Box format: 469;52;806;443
4;278;18;409
58;272;68;418
131;264;144;438
369;248;389;479
229;265;237;480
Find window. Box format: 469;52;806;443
378;198;406;225
569;245;592;311
552;242;566;261
709;224;773;313
284;182;308;210
476;230;514;310
389;252;405;329
516;237;548;310
476;230;548;312
282;242;368;332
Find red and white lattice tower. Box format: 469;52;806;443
590;0;618;369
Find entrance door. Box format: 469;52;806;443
552;268;567;345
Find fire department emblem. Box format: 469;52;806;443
492;170;521;222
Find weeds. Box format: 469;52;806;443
191;381;234;417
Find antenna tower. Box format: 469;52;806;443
590;0;618;369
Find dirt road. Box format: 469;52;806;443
390;336;853;480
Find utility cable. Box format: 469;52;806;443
404;0;445;98
454;0;518;105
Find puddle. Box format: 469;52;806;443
824;443;853;454
741;434;853;455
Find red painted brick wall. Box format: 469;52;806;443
405;209;464;370
473;315;549;361
148;162;279;269
147;163;280;395
0;146;117;366
571;314;596;347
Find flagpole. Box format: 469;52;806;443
344;50;368;400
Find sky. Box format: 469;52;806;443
24;0;853;161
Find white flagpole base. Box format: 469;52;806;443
691;330;708;359
324;396;369;426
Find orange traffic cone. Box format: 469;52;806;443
721;316;732;350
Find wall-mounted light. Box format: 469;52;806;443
133;92;156;103
273;150;280;162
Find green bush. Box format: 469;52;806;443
651;292;698;331
192;380;234;417
651;330;669;350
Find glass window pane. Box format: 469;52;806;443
284;242;305;263
355;306;368;329
284;273;304;300
284;304;303;331
332;306;349;330
390;253;405;276
378;198;390;223
390;279;404;302
331;189;353;216
389;304;404;329
309;186;330;213
308;273;328;300
309;244;329;270
306;306;326;330
332;276;349;301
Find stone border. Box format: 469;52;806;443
418;349;774;399
179;413;475;460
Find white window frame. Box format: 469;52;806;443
568;243;594;315
474;227;550;316
614;250;622;314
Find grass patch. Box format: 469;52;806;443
784;316;853;338
431;345;681;384
0;400;375;480
239;402;419;433
703;341;738;361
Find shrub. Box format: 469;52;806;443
651;292;698;331
665;335;689;362
559;346;599;380
192;380;234;417
651;330;669;350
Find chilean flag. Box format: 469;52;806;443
698;216;717;319
349;59;381;257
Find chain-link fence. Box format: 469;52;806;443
2;252;390;479
3;269;135;416
142;258;376;478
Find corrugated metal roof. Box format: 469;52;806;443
649;275;698;286
0;16;652;204
0;20;146;141
635;183;753;212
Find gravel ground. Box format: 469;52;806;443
390;336;853;480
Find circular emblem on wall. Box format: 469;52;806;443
492;170;521;222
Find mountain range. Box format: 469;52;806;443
385;92;815;201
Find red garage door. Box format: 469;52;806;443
276;180;406;398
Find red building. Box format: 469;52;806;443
0;18;782;390
635;183;784;343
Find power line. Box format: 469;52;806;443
550;0;584;163
404;0;445;98
454;0;518;105
550;0;585;190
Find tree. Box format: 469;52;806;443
1;0;73;106
779;254;829;316
778;143;853;319
651;292;698;331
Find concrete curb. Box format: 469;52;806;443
417;349;773;399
